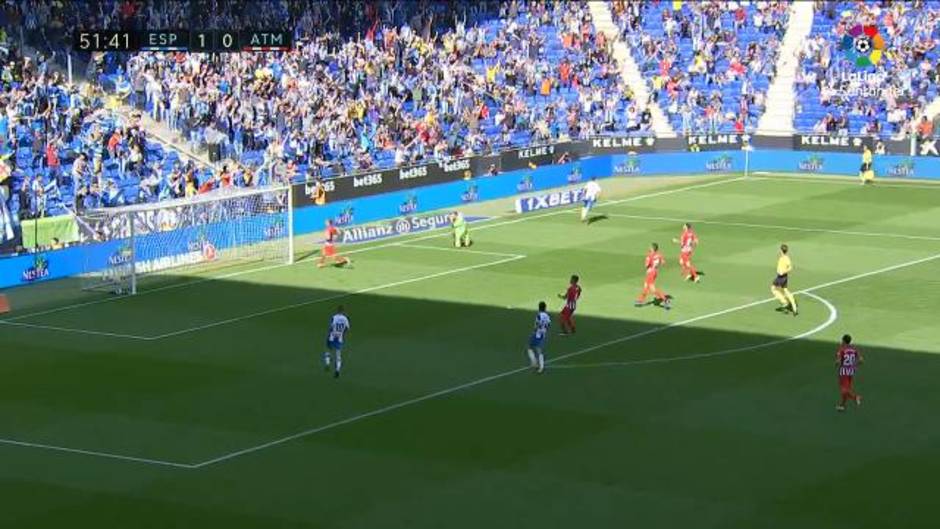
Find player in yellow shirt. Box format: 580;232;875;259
859;145;874;185
771;244;798;316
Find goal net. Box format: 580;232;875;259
77;185;293;295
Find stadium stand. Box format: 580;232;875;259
116;1;640;180
793;0;940;139
620;0;790;135
5;0;940;254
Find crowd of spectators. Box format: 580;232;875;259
617;0;788;135
0;38;260;249
117;0;639;180
8;0;940;254
795;0;940;139
2;0;637;251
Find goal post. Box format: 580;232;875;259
78;185;292;295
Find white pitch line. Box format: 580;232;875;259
189;365;534;468
751;174;940;190
191;252;938;468
149;254;526;340
397;243;525;259
0;320;152;340
1;261;296;322
551;292;838;369
2;176;745;324
0;437;195;468
4;251;933;469
600;212;940;242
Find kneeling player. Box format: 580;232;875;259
836;334;864;411
771;244;797;315
526;301;551;374
673;222;700;282
558;274;582;335
318;219;351;268
636;243;670;309
451;211;472;248
323;306;350;378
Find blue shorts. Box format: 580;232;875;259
326;337;343;351
528;334;545;350
583;198;596;209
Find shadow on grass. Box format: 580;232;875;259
1;266;935;467
586;214;609;225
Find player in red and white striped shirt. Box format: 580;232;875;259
317;220;351;268
635;243;671;309
836;334;864;411
557;275;582;335
673;223;700;282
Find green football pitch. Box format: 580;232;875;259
2;174;939;528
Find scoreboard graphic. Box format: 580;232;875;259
74;30;293;52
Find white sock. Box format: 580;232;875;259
580;207;587;221
323;352;331;367
527;349;536;367
335;351;343;372
537;353;545;372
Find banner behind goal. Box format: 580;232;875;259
78;185;293;294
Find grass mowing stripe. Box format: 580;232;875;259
396;243;525;258
190;253;936;468
552;292;838;369
3;176;745;325
600;212;940;242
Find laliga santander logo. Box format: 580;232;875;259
841;24;885;67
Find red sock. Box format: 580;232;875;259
688;264;698;279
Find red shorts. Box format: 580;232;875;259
323;243;337;257
679;251;692;264
645;271;658;285
839;375;854;393
561;307;574;318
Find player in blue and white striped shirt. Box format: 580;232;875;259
580;177;602;223
526;301;551;374
323;306;350;378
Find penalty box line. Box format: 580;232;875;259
189;251;940;469
147;250;527;340
148;178;745;340
1;177;745;327
0;247;525;341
